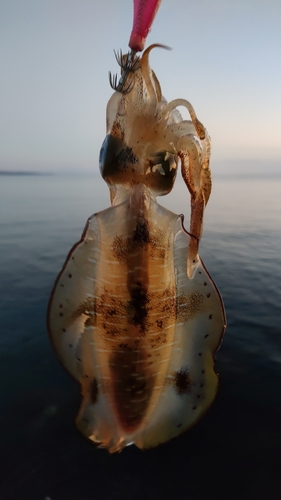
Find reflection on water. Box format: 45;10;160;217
0;173;281;499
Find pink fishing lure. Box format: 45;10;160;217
129;0;162;51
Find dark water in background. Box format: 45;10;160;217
0;172;280;500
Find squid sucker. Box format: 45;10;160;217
48;44;226;453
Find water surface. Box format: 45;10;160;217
0;172;280;499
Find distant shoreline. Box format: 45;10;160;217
0;171;53;176
0;170;280;179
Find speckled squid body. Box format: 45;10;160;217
48;45;226;453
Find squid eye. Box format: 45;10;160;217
145;152;178;196
99;134;139;184
99;135;122;178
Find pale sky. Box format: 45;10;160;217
1;0;281;174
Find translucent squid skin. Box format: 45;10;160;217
48;45;226;453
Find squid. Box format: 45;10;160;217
48;44;226;453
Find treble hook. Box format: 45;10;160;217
108;49;140;94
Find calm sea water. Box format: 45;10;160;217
0;172;281;500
